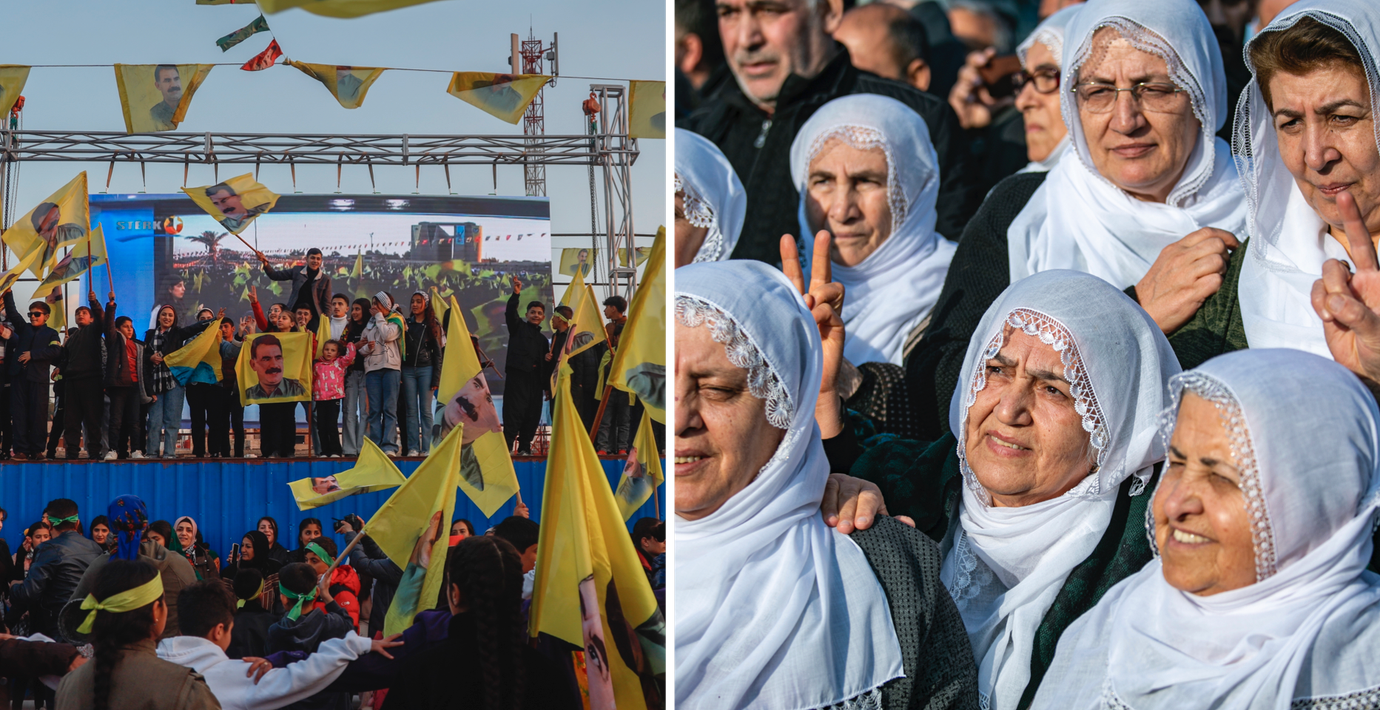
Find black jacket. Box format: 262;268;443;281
103;302;151;395
1;291;60;383
343;531;401;638
680;51;979;262
227;602;279;660
263;263;331;317
267;601;354;710
402;317;443;384
9;530;104;641
504;292;548;380
57;297;106;382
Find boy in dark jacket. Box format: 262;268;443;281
502;277;548;455
1;290;61;460
57;290;107;460
266;563;353;710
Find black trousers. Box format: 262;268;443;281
0;378;12;456
44;380;63;457
11;378;48;456
185;383;215;457
107;386;142;458
217;386;244;457
502;374;543;452
597;390;630;453
315;399;342;456
259;401;296;458
63;376;104;458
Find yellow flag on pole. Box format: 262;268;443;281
609;228;666;422
315;312;332;360
446;72;549;124
351;249;363;279
183;174;280;236
290;437;405;510
114;64;212;134
614;408;663;521
0;66;30;118
531;363;666;708
39;225;108;291
628;80;666;139
2;173;90;280
164;318;223;386
257;0;445;18
568;284;607;358
0;247;44;296
287;61;386;109
437;295;519;516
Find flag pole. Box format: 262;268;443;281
323;526;367;578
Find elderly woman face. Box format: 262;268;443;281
674;323;787;520
964;328;1097;506
1017;41;1068;163
804;137;893;267
1154;392;1255;595
1076;28;1200;203
674;190;710;268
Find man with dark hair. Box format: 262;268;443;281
596;322;631;454
150;64;182;131
675;0;729;103
503;277;548;455
258;247;331;319
265;562;357;710
206;182;269;232
246;334;305;400
1;289;60;460
58;289;108;460
834;3;933;91
10;499;102;641
492;515;540;601
602;295;628;327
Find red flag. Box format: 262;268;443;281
241;40;282;71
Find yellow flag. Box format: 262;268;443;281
0;66;30;118
558;247;596;279
609;228;665;423
628;80;666;139
258;0;445;18
164;317;223;386
531;364;665;708
290;438;405;510
568;284;607;358
38;225;108;291
183;174;280;236
0;247;44;295
614;408;663;521
618;246;650;268
351;249;363;279
236;331;313;405
288;61;385;109
446;72;549;124
368;423;462;635
114;64;212;134
429;286;449;325
436;295;520;516
315;312;332;359
559;260;588;309
2;173;90;280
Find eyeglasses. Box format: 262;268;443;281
1012;68;1060;95
1072;81;1186;113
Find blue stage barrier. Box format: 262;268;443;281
0;458;665;557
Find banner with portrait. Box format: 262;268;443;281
257;0;445;18
1;172;90;279
288;61;385;109
115;63;212;134
614;408;664;521
0;66;30;118
182;174;280;235
628;80;666;139
558;248;596;279
289;438;406;510
236;331;313;405
446;72;548;124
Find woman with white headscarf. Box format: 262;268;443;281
675;259;977;710
791;94;957;367
830;270;1181;710
673;128;745;268
905;0;1246;441
1035;349;1380;709
1014;5;1080;174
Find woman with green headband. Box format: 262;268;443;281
55;558;220;709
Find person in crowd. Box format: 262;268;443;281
45;334;71;461
300;538;360;629
337;515;400;640
603;295;628;328
1;290;59;460
400;292;442;457
325;294;350;341
380;536;582;710
1010;5;1079;174
227;569;277;659
907;0;1247;440
1036;350;1380;708
834;3;933;92
258;518;292;567
312;339;355;458
449;519;474;539
679;0;979;259
491;516;540;602
58;291;108;460
0;314;13;462
248;287;300;458
171;516;220;582
631;517;665;591
104;299;152;460
222;530;284;583
145;520;174;549
291;519;325;564
215;317;248;458
596;324;631;454
674;0;729;112
948;0;1015;53
565;305;605;429
674;259;978;709
11;521;51;583
158;580;399;710
503;278;547;456
88;515;115;554
359;292;403;456
545;304;572;417
673;129;745;268
265;563;354;710
144;305;189;459
341;298;372;457
294;305;313;335
0;508;10;590
827;270;1183;708
258;248;332;320
183;308;223;458
0;634;84;708
9;499;103;641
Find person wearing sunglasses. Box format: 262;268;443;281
0;288;60;460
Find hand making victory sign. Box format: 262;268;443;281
1312;190;1380;387
780;231;846;439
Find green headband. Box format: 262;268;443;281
237;579;265;610
77;575;163;634
50;515;79;526
306;541;334;567
279;583;318;621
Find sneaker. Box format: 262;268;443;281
407;449;421;457
329;453;341;458
244;453;258;459
129;451;144;460
386;450;400;457
163;453;177;460
103;451;117;461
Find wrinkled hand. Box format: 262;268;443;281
949;48;999;130
1312;190;1380;386
781;232;847;438
242;657;273;684
1136;227;1239;335
370;633;404;659
821;473;915;533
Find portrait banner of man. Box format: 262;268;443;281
236;331;313;405
609;230;665;422
627;80;665;139
446;72;549;124
0;65;30;117
613;409;664;521
0;171;90;279
558;247;596;279
257;0;445;18
287;60;386;109
288;438;406;510
617;246;649;268
114;63;212;134
182;173;281;235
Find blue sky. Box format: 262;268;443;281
0;0;665;304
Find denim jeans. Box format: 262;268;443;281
399;365;434;453
365;368;401;453
147;384;186;457
342;370;367;456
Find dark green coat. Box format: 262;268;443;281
1128;238;1251;371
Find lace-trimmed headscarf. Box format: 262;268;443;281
789;94;957;366
1008;0;1248;289
674;128;746;264
943;270;1180;710
674;260;903;710
1015;4;1083;174
1236;0;1380;357
1033;349;1380;710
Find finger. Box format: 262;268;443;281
835;478;860;534
1321;258;1355;296
386;633;402;642
1339;191;1378;272
894;515;917;528
810;231;833;289
853;486;886;530
780;235;806;296
821;475;841;526
1326;286;1380;334
1313;277;1336;322
375;647;396;660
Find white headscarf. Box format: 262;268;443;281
791;94;957;366
675;128;746;264
674;260;904;710
1236;0;1380;356
1033;349;1380;710
1008;0;1248;289
1015;4;1083;174
943;270;1180;710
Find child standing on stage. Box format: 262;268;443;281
312;339;355;458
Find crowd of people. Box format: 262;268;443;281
0;495;666;708
675;0;1380;707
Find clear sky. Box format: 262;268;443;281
0;0;665;305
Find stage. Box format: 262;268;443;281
0;456;664;555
